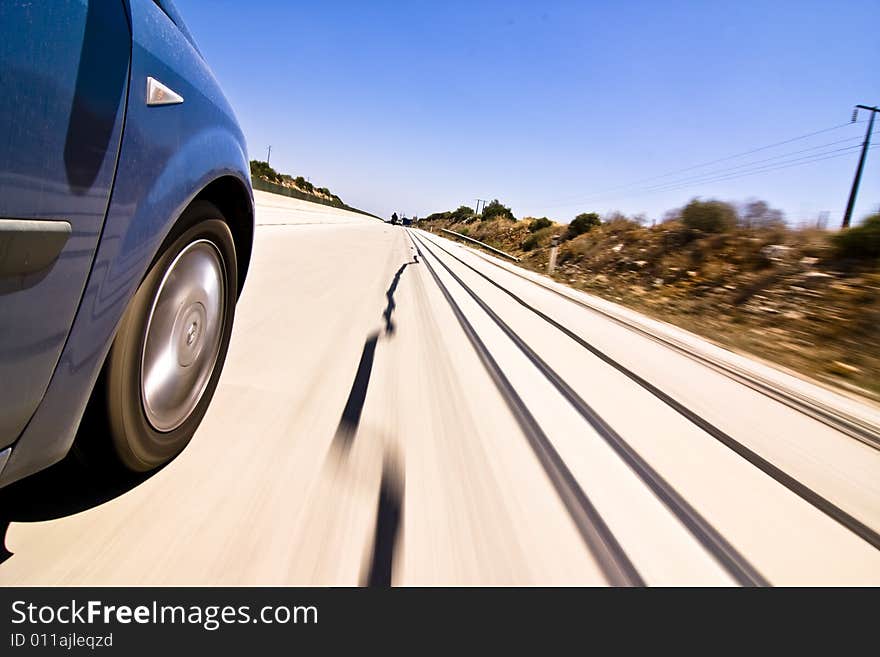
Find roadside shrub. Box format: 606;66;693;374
450;205;475;222
567;212;600;238
522;227;553;252
529;217;553;232
482;199;516;221
680;198;737;233
250;159;280;182
833;213;880;260
522;234;540;251
604;211;641;231
739;199;786;230
293;176;314;193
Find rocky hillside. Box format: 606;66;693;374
422;207;880;400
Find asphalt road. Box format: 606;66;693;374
2;190;879;586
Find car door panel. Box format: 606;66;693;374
0;0;131;447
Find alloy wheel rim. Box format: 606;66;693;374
140;239;226;432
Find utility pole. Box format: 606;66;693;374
842;104;878;228
266;145;272;165
475;199;487;217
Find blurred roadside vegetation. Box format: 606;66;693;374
422;197;880;399
250;160;344;205
249;160;382;220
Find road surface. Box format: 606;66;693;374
2;190;879;586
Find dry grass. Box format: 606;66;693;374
424;216;880;401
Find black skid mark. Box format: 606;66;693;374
362;455;405;587
382;260;416;335
332;333;380;452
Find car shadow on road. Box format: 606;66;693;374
0;452;159;566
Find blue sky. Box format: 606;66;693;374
176;0;879;225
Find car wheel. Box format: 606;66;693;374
104;201;238;471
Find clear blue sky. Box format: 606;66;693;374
176;0;879;225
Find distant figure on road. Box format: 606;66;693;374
391;212;399;225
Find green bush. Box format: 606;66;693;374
680;198;737;233
423;206;475;223
739;199;785;229
293;176;315;193
482;199;515;221
522;233;541;251
833;213;880;260
522;227;553;251
529;217;553;232
250;159;280;182
567;212;600;238
450;206;475;222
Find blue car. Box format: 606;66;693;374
0;0;253;487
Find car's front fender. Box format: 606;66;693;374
0;127;250;488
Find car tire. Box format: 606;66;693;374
103;201;238;472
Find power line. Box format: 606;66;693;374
602;147;864;200
578;137;870;204
542;129;875;210
635;121;863;179
619;143;867;198
638;147;866;195
540;120;868;208
586;145;871;204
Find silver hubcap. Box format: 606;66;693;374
141;239;226;432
